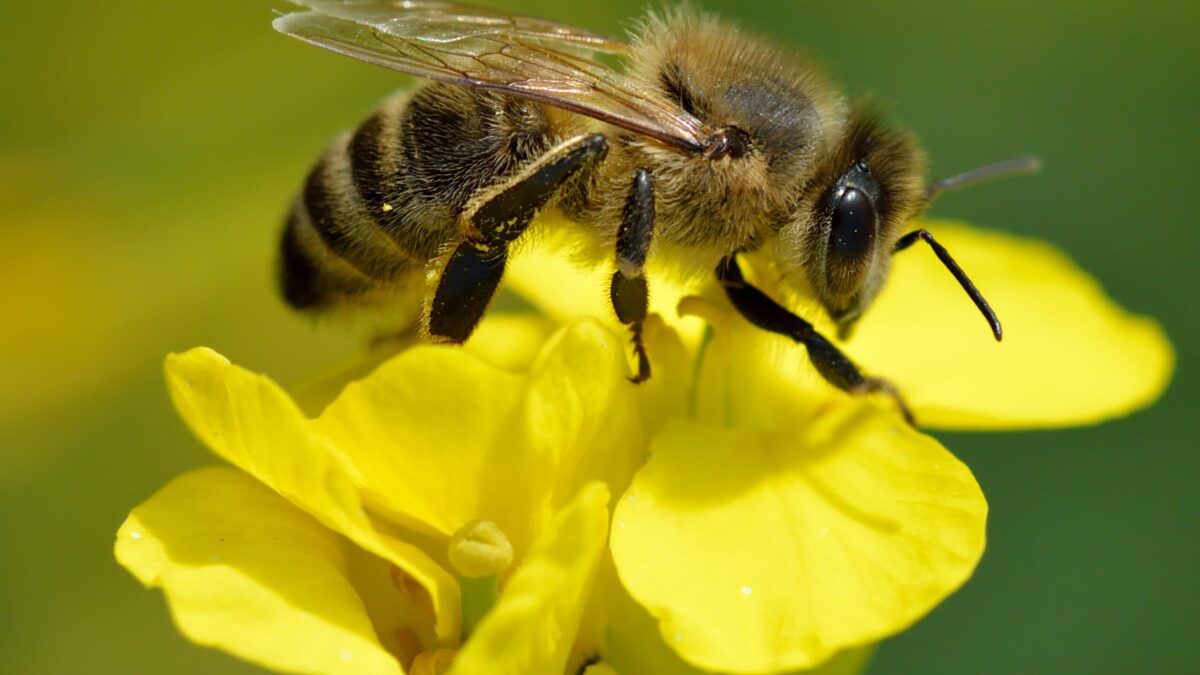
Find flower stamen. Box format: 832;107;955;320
448;520;513;638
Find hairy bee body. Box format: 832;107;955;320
281;11;909;316
275;2;1018;417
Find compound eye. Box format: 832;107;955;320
830;187;877;264
825;186;878;294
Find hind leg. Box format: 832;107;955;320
424;134;607;342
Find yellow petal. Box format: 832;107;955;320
115;467;403;675
786;648;875;675
165;348;460;642
681;293;839;432
626;313;696;436
310;344;525;538
313;319;640;555
850;221;1173;429
514;320;642;519
287;313;555;417
449;482;611;675
507;224;703;431
594;567;875;675
465;313;558;373
611;405;986;673
508;218;708;346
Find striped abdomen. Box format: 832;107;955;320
279;84;561;310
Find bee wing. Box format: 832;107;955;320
281;1;630;53
274;1;706;150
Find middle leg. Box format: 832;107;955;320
609;168;655;383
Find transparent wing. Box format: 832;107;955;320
274;1;705;150
284;1;630;53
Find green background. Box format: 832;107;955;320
0;1;1194;673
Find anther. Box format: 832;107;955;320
448;520;513;578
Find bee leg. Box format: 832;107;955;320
609;169;655;383
427;134;608;342
428;241;508;342
715;256;916;426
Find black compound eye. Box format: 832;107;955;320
829;187;877;264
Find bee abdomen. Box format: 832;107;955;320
279;202;382;309
345;87;561;262
280;134;421;310
279;85;565;312
346;101;451;262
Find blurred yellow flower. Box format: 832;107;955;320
115;217;1171;675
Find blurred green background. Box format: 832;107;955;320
0;1;1194;673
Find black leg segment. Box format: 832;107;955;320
427;134;606;343
429;242;506;343
716;256;914;425
469;134;608;245
610;168;655;383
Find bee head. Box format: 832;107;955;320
780;105;926;338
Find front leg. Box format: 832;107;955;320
716;256;915;425
610;168;655;383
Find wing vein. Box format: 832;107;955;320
275;3;706;150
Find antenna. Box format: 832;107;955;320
894;229;1003;341
925;155;1042;203
902;155;1042;340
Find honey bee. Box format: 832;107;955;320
274;0;1037;423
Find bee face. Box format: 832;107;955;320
780;108;926;335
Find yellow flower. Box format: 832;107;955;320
116;317;646;674
115;216;1171;674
